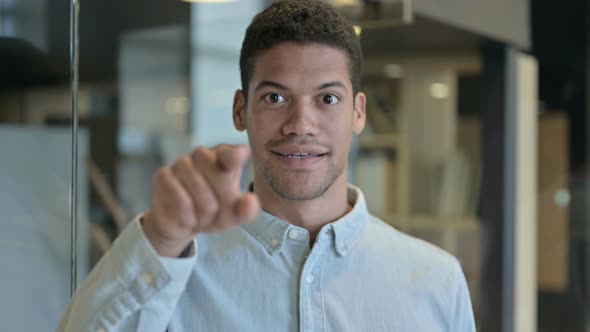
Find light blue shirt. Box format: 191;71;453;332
58;185;475;332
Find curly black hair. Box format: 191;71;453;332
239;0;362;97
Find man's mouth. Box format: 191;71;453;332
272;151;328;159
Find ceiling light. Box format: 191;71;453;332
332;0;360;6
430;83;450;99
353;25;362;36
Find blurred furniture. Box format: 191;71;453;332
537;113;570;291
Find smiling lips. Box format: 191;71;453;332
271;145;328;158
271;146;329;167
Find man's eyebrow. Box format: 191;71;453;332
316;81;348;92
254;81;289;92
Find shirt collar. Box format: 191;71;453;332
242;184;369;257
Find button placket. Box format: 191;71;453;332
299;240;328;332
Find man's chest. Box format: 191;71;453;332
170;249;450;332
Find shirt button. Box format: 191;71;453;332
141;271;155;286
270;239;279;247
288;229;299;240
306;274;314;284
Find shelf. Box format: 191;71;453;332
358;133;399;150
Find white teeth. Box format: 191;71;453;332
276;151;324;158
286;153;314;158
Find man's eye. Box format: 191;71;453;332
322;94;339;105
264;93;286;104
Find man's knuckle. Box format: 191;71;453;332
154;167;170;184
176;194;192;211
178;156;193;169
215;143;231;152
192;146;207;159
205;199;220;216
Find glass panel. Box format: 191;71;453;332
0;0;84;330
76;0;263;282
40;1;528;331
76;0;193;266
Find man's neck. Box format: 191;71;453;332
253;177;350;243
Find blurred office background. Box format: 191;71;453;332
0;0;587;331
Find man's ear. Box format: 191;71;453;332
352;92;366;134
233;89;247;131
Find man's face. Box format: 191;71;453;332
233;42;366;200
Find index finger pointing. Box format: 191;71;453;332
216;144;250;173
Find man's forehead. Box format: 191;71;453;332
255;42;349;66
250;43;352;89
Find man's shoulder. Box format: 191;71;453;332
363;214;462;274
360;216;475;330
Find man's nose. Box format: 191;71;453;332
281;101;319;137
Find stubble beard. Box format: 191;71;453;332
259;155;344;201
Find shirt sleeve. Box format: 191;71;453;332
56;215;197;332
451;261;477;332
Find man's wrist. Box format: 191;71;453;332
140;215;194;258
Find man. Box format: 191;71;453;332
58;0;475;331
